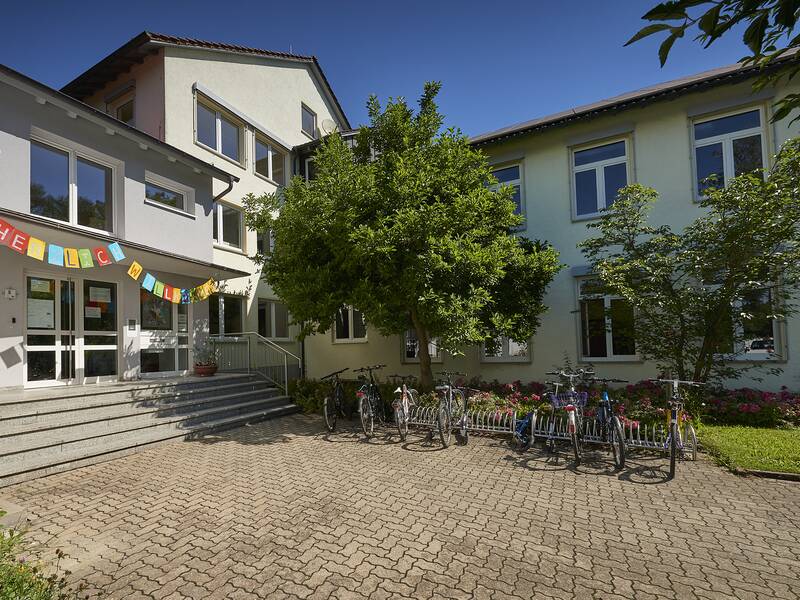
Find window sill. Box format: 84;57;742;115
578;356;641;363
213;243;245;255
301;130;318;142
31;212;116;238
481;357;531;364
194;140;245;170
144;199;195;219
402;358;444;364
254;171;285;187
572;212;604;223
333;338;368;344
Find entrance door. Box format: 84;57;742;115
139;289;191;377
24;274;118;387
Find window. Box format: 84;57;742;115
209;294;244;336
254;135;286;185
304;157;316;181
256;229;274;255
693;108;766;196
482;335;529;362
334;306;366;342
213;203;243;249
572;140;628;218
115;99;134;126
301;104;317;139
258;299;290;339
196;97;242;163
578;279;636;360
141;289;173;331
30;134;117;233
404;329;441;362
144;172;193;214
718;288;780;359
490;164;524;216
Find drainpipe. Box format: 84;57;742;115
212;174;236;203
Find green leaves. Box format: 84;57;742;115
625;23;674;45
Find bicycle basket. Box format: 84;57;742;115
548;391;588;409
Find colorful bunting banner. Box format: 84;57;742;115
0;218;217;304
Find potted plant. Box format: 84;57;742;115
193;339;219;377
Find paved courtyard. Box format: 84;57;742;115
3;414;800;600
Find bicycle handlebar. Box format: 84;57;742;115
437;371;466;377
320;367;348;381
650;378;704;387
587;377;629;384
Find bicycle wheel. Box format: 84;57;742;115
569;413;581;465
454;390;468;445
610;416;626;470
395;403;408;441
668;422;678;479
685;423;697;461
360;395;374;439
437;398;452;448
323;396;337;432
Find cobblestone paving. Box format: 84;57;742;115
4;414;800;599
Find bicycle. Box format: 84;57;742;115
651;378;702;479
543;368;593;464
587;376;628;470
389;374;417;442
354;364;387;439
436;371;468;448
321;367;349;432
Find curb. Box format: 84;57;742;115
742;469;800;482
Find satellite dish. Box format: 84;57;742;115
321;118;338;135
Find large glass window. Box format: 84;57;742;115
209;294;244;336
578;279;636;359
255;136;286;185
30;141;69;222
334;306;366;342
30;137;117;233
572;140;628;217
489;164;524;216
196;98;242;163
146;181;184;211
258;299;290;339
301;104;317;138
404;329;441;362
693;108;765;195
141;289;172;331
482;335;528;362
83;280;117;377
213;203;243;249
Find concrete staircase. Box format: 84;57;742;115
0;374;298;487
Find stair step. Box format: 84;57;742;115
1;385;279;436
0;394;290;458
0;403;300;487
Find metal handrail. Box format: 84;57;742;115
214;331;301;361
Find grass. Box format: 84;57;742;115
699;425;800;475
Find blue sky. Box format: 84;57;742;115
2;0;753;136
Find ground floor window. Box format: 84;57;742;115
140;289;190;374
718;288;780;359
482;335;529;362
210;294;244;336
334;306;366;342
578;279;636;360
403;329;441;362
258;299;289;340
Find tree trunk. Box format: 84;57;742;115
410;309;434;391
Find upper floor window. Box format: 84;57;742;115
578;279;636;360
693;108;766;196
256;229;275;255
482;335;528;362
334;306;366;342
258;299;290;340
572;139;628;219
255;135;286;185
144;171;193;215
212;203;243;249
301;104;317;139
30;134;116;233
404;329;441;362
490;164;524;216
196;98;242;163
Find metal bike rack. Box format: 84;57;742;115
408;405;518;435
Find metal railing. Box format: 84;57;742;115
208;331;302;392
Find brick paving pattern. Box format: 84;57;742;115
4;414;800;599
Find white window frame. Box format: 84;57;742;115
110;91;135;126
481;335;530;363
576;278;638;362
301;103;317;139
140;295;193;378
29;127;122;235
213;202;244;251
258;299;291;341
691;105;769;200
253;133;287;185
489;162;525;221
144;171;195;218
304;157;315;181
210;294;245;337
570;137;631;221
194;95;244;167
402;329;443;364
333;306;367;344
256;229;275;255
714;286;785;362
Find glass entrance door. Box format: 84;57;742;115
24;274;118;387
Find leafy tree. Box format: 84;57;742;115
579;139;800;383
626;0;800;121
244;83;562;389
